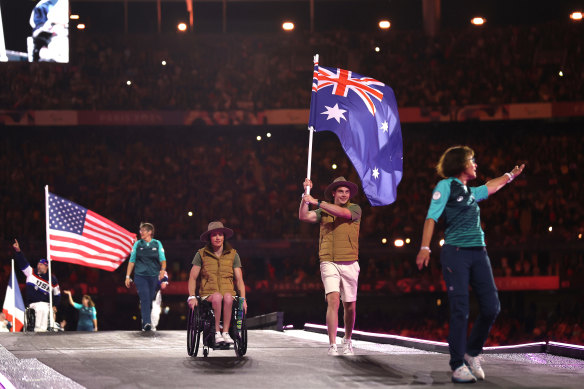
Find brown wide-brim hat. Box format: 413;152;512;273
324;176;358;201
200;221;234;242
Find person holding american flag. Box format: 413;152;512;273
12;239;61;332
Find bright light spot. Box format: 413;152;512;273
570;11;583;21
381;238;387;244
471;17;486;26
579;233;582;239
256;135;262;141
436;299;442;307
132;315;137;320
282;21;295;31
374;46;380;52
126;80;132;86
77;23;86;30
266;132;272;138
394;239;404;247
379;20;391;29
559;70;564;77
177;22;187;32
187;211;193;217
70;14;80;20
548;226;553;232
439;239;445;247
332;164;338;170
161;60;167;66
405;238;411;244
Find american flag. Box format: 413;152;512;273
309;60;403;206
48;192;136;271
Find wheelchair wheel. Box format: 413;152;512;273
187;305;201;357
230;299;248;357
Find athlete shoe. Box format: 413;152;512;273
142;323;152;332
341;338;354;355
452;364;477;383
327;344;339;356
222;332;234;344
215;332;225;346
464;354;485;380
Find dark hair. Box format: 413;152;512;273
436;146;474;178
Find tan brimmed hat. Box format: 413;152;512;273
324;176;358;201
200;221;234;242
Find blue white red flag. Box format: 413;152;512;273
48;192;137;271
3;267;25;332
309;61;403;206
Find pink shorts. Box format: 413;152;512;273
320;260;360;302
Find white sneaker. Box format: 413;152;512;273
464;353;485;380
341;338;354;355
222;332;234;344
215;332;224;345
452;364;477;383
327;344;339;356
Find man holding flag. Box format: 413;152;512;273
299;56;403;355
12;239;61;332
299;177;362;356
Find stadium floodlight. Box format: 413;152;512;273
471;17;486;26
570;11;583;21
282;22;294;31
177;22;187;32
394;239;404;247
379;20;391;29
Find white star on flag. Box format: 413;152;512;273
372;167;380;179
379;121;389;133
321;103;347;123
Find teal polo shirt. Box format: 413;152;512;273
426;177;489;247
129;239;166;276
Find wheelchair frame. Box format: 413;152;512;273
187;296;247;357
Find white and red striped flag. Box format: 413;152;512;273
47;192;136;271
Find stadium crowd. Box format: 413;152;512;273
0;20;582;110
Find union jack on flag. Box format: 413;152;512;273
309;58;403;206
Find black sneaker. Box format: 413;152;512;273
143;323;152;332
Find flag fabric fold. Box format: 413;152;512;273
3;267;25;332
309;61;403;206
48;192;137;271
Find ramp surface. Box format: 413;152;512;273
1;330;583;388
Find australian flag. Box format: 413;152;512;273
309;59;403;206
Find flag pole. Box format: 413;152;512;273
44;185;54;330
306;54;319;196
11;259;15;332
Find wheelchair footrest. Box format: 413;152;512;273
212;342;231;350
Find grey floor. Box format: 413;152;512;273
1;330;583;388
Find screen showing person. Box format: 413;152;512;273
0;0;69;63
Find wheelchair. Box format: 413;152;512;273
187;296;247;357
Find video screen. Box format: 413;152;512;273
1;0;69;63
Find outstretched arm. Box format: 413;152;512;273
486;164;525;195
63;290;74;306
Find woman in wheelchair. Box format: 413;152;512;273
187;221;247;347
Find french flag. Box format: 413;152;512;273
2;267;25;332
